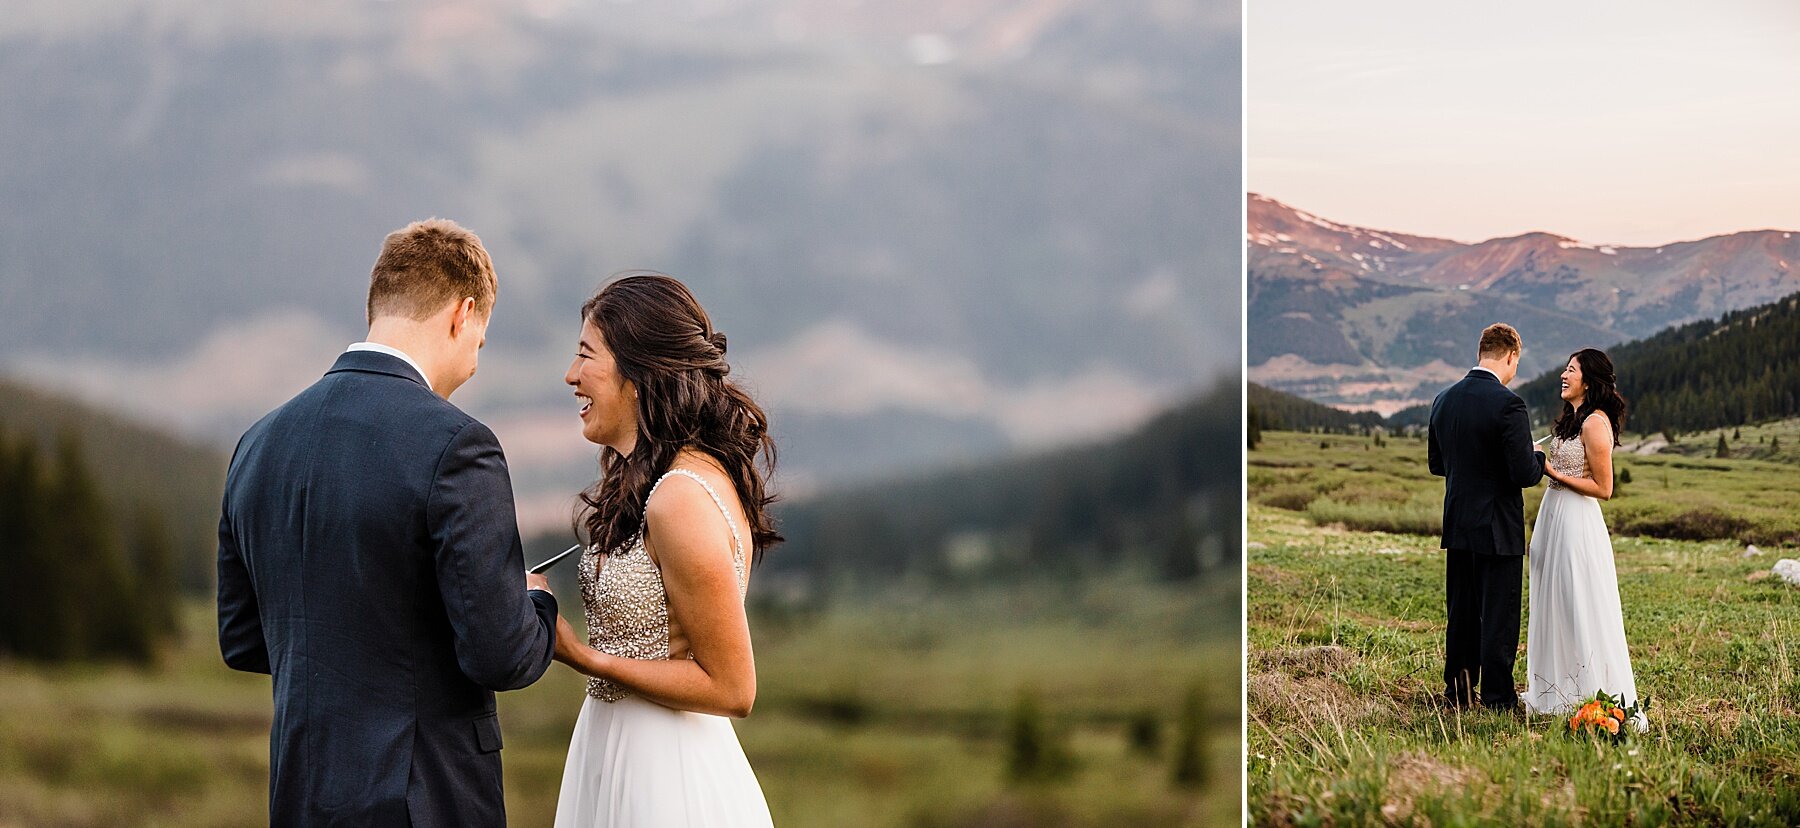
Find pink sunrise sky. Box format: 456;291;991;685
1248;0;1800;247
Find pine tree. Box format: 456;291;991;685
1006;690;1070;783
5;436;71;660
1716;433;1730;459
1171;684;1208;789
0;430;28;655
47;433;151;663
129;506;181;639
1126;709;1162;758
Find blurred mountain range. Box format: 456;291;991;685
1248;194;1800;414
0;0;1239;531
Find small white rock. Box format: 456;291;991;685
1247;541;1269;550
1774;559;1800;586
1743;544;1763;558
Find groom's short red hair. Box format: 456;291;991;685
1477;323;1521;359
366;219;497;323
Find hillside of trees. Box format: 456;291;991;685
1517;291;1800;436
0;377;225;593
1261;291;1800;442
0;426;181;663
1248;383;1386;442
745;379;1242;593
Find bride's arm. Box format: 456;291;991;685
552;478;756;718
1546;416;1615;500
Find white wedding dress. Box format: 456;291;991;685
1524;416;1646;730
553;469;773;827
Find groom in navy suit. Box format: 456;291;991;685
218;219;560;826
1428;323;1546;711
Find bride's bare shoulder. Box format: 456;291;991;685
1580;412;1614;442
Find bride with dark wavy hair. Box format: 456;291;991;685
1525;347;1646;731
549;273;779;827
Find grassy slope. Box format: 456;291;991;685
0;579;1239;828
1249;430;1800;548
1247;432;1800;825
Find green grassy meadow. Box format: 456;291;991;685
0;578;1238;828
1247;430;1800;826
1250;428;1800;547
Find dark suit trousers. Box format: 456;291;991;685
1444;548;1522;708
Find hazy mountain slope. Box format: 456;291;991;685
756;378;1241;590
1248;194;1800;414
1;0;1239;522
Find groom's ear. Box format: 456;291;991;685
449;297;478;337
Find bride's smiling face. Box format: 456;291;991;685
1559;357;1586;403
565;319;639;453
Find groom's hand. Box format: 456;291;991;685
526;572;552;595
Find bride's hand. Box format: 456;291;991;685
1542;455;1558;482
553;613;584;666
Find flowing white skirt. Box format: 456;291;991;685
552;693;773;828
1525;485;1647;730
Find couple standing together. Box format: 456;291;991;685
217;219;777;826
1428;323;1646;729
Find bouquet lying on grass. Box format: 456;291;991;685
1566;690;1649;741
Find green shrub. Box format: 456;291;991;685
1613;507;1751;542
1256;484;1317;512
1304;498;1442;536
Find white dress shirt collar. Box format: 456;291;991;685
347;342;431;391
1470;365;1501;381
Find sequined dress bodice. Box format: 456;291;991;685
1547;414;1609;492
578;469;748;702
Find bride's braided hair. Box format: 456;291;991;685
575;273;781;561
1552;348;1627;446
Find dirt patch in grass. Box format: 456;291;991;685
1248;670;1387;733
1378;751;1485;824
1253;645;1357;677
1248;563;1298;588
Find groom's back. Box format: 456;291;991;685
1429;371;1541;555
226;355;473;686
220;350;539;827
1430;375;1514;479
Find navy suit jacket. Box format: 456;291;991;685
218;350;558;827
1428;369;1547;556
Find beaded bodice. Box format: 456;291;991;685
577;469;748;702
1546;436;1587;491
1547;413;1609;492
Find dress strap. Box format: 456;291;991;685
644;468;747;584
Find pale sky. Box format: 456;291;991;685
1248;0;1800;246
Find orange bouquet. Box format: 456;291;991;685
1566;690;1648;742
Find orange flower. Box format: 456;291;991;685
1611;707;1625;721
1603;717;1620;735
